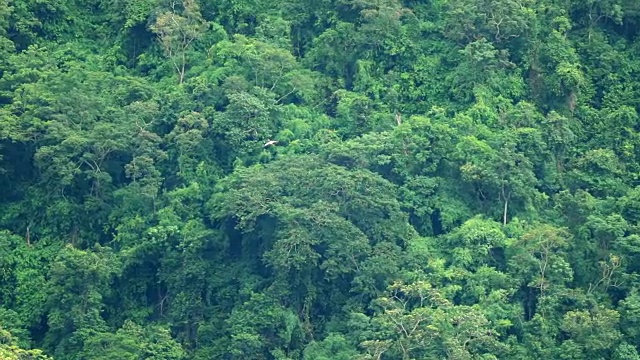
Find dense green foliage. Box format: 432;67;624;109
2;0;640;358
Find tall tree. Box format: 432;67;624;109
150;0;208;84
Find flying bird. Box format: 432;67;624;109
263;139;278;147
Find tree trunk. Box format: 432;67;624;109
179;57;185;84
501;188;511;226
25;225;31;246
503;197;508;225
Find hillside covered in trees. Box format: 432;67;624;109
2;0;640;359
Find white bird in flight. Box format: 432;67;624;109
263;139;278;147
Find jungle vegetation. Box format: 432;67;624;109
2;0;640;359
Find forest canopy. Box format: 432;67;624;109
2;0;640;359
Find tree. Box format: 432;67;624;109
150;0;208;84
82;320;186;360
455;131;538;225
356;279;504;359
442;0;535;44
302;333;359;360
507;224;573;319
0;326;51;360
44;244;119;357
559;307;622;359
208;154;415;332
